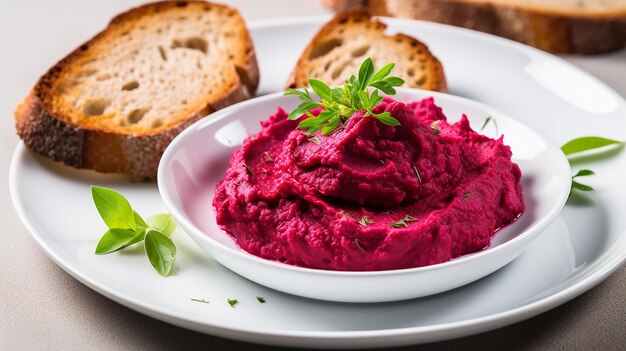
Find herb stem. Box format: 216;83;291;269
191;298;209;304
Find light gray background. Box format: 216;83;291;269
1;1;625;350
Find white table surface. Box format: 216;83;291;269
1;1;625;350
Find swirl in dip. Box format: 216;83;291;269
213;97;524;271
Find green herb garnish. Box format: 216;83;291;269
243;162;254;176
389;215;417;228
284;57;405;135
341;212;373;226
357;216;373;226
430;120;442;135
308;136;321;144
92;186;177;277
463;191;471;198
354;238;367;253
571;169;595;192
256;296;266;303
561;137;624;196
481;116;498;135
191;298;210;304
412;165;422;184
561;136;623;156
228;299;238;308
339;210;355;220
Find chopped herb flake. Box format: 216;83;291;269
243;163;254;176
430;120;442;135
227;299;238;308
480;116;492;131
354;238;367;253
389;220;407;228
403;215;417;222
308;136;321;144
357;216;373;226
480;116;498;135
413;165;422;184
256;296;266;303
191;298;209;304
339;210;356;220
390;215;417;228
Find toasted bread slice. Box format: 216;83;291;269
15;1;259;178
286;10;447;92
322;0;626;54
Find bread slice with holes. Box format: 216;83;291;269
14;1;259;178
321;0;626;54
286;10;447;92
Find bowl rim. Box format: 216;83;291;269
157;87;571;277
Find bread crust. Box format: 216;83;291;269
15;1;259;178
285;9;447;92
323;0;626;54
16;82;246;177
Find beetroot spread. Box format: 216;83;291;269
213;98;524;271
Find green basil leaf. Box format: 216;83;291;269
91;186;136;230
134;211;147;232
145;230;176;277
370;63;395;83
147;213;177;238
95;228;142;255
358;57;375;90
374;112;400;126
127;229;147;247
561;137;623;156
308;79;332;101
572;181;594;191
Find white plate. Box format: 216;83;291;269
158;88;570;303
9;16;626;348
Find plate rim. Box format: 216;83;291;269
9;15;626;346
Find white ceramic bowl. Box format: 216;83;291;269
157;88;570;303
